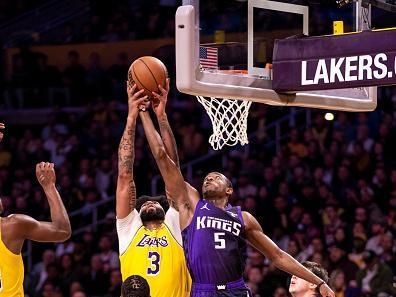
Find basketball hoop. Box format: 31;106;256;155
196;95;252;150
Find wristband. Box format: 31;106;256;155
317;281;325;290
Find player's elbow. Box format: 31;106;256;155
56;221;72;241
59;225;72;241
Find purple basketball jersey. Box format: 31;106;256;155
182;200;247;285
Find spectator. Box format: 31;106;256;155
72;291;87;297
273;286;288;297
98;235;119;272
356;250;395;297
365;219;389;255
108;269;122;297
329;270;360;297
81;254;110;295
328;244;359;283
62;50;86;102
246;266;266;297
28;249;56;295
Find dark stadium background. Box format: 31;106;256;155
0;0;395;296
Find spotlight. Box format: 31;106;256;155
324;113;335;121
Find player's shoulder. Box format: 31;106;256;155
3;214;36;228
241;211;255;227
1;214;35;241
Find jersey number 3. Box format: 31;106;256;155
147;251;160;275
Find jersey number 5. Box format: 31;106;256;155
214;232;226;249
147;251;160;275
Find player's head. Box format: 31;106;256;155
289;261;329;297
122;275;150;297
0;197;3;215
202;172;233;202
136;195;168;224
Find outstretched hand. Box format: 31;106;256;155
0;123;5;142
319;283;335;297
127;82;150;118
36;162;56;189
152;78;170;117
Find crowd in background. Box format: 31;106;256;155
0;85;395;296
0;0;395;297
3;0;392;46
4;47;135;108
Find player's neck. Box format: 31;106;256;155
143;220;163;230
208;197;228;209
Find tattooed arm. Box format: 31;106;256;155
116;83;147;219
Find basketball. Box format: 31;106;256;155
128;56;168;99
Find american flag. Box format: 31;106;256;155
199;46;218;69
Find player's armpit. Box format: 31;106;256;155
11;214;71;242
185;182;200;210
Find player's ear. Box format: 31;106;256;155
310;282;318;290
226;187;233;196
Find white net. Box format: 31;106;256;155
196;96;252;150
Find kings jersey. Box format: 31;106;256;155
182;200;247;285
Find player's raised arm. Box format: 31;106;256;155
152;79;180;168
152;79;200;210
243;211;335;297
116;83;148;219
139;111;196;228
12;162;71;242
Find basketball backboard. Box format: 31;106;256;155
176;0;378;111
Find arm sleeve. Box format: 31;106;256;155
165;207;183;246
116;210;142;255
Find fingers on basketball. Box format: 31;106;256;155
128;56;168;101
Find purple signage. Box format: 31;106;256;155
272;30;396;92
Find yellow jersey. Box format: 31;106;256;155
117;208;191;297
0;218;24;297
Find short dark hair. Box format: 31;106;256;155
302;261;329;294
135;195;169;212
122;275;150;297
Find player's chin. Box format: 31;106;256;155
203;189;217;199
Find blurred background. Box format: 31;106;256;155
0;0;395;296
